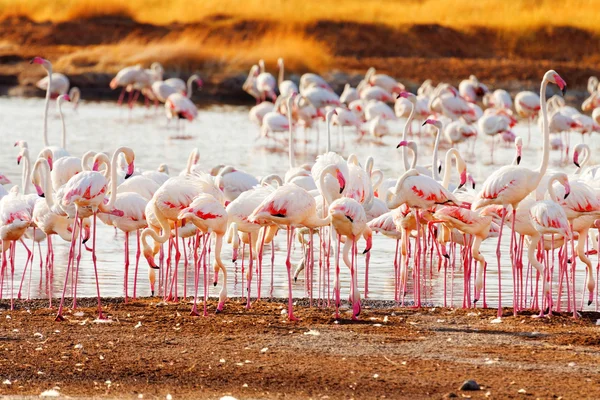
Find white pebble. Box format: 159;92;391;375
260;347;269;353
3;379;11;385
304;330;320;336
220;359;226;363
134;322;142;329
373;374;379;379
490;318;502;324
166;394;173;400
518;389;527;394
74;344;83;350
40;389;60;397
34;332;43;339
568;362;576;367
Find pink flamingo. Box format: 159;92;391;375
473;70;566;318
328;197;371;319
55;147;135;321
249;184;332;320
178;194;229;315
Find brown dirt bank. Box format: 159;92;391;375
2;15;600;103
0;297;599;399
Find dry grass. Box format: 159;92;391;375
53;32;332;75
2;0;600;32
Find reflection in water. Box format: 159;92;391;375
0;97;594;311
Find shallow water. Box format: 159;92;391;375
0;97;595;312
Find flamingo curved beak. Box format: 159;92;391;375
573;151;580;167
554;74;567;95
396;140;408;148
34;184;44;197
564;183;571;199
336;169;346;194
16;155;21;165
458;170;467;190
125;162;135;179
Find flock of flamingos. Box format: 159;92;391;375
2;56;600;322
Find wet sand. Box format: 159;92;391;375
1;297;599;399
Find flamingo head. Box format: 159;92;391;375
363;229;373;254
397;91;416;103
422;118;442;129
30;57;51;70
515;136;523;164
16;154;22;165
195;78;203;89
458;169;468;190
59;94;71;102
564;181;571;199
34;183;44;197
14;140;27;149
573;149;580;168
336;168;346;194
82;222;91;244
121;147;136;179
547;70;567;95
396;140;409;148
144;247;159;269
0;174;10;185
467;173;476;190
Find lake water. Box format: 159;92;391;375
0;97;596;312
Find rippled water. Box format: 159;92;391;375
0;97;595;312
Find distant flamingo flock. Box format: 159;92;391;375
2;56;600;322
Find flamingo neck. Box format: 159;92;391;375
37;159;55;208
319;165;340;206
546;173;563;201
186;76;194;99
536;76;550;177
441;148;461;189
141;204;171;258
22;149;31;195
393;169;419;197
581;144;591;170
278;61;284;86
42;65;52;147
402;102;415;171
432;126;442;181
105;148;125;211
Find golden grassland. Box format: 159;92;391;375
2;0;600;31
54;33;332;74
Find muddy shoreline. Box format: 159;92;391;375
0;297;599;399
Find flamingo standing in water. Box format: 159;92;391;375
55;147;135;321
36;72;69;97
256;60;277;102
249;184;332;320
515;91;540;145
473;70;566;318
328;197;370;320
178;194;229;316
277;58;298;97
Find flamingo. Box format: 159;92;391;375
0;187;32;310
364;67;405;94
515;91;540;145
178;194;229;315
483;89;513;109
459;75;488;102
243;65;261;103
277;58;298;97
214;166;259;202
340;84;359;105
249;184;331;320
109;64;146;107
55;147;135;321
36;72;69;97
473;70;566;318
299;73;332;93
256;60;277;102
328;197;370;319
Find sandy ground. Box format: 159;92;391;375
0;297;599;399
